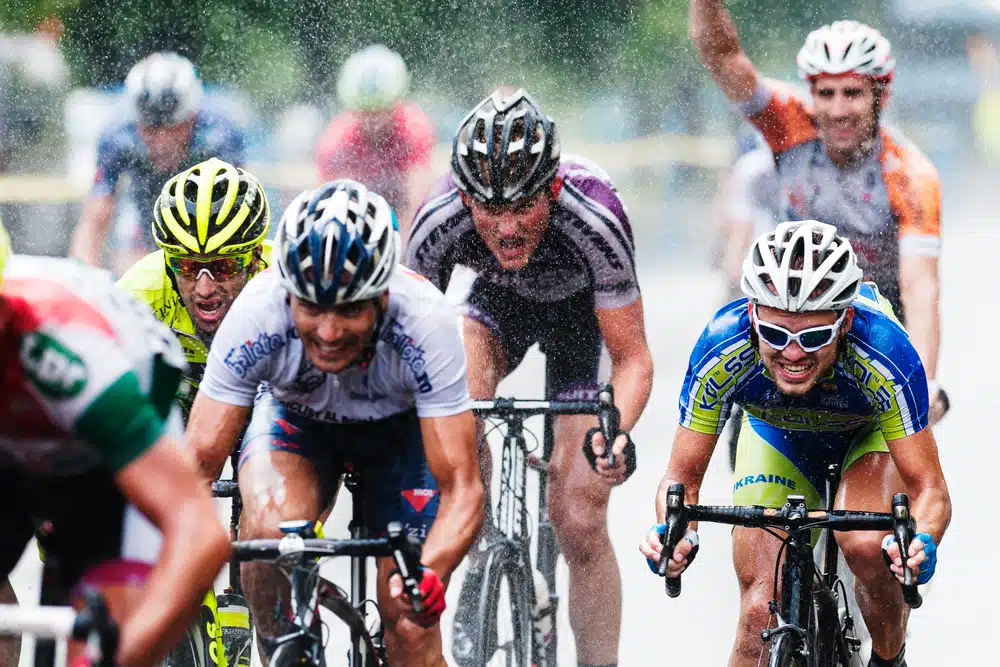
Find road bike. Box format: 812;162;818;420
657;466;923;667
461;384;621;667
0;590;117;667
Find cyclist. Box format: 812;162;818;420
639;221;951;667
407;88;653;666
688;1;947;424
0;217;230;667
69;51;246;276
184;179;483;667
116;157;272;667
314;44;436;240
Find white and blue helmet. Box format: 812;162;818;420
276;180;400;305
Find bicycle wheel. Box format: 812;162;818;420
474;542;532;667
811;587;840;667
270;641;312;667
767;633;806;667
316;577;384;666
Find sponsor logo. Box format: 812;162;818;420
19;332;87;398
224;332;286;378
565;214;623;270
380;320;432;393
402;488;438;513
733;473;797;493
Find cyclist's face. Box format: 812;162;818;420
811;75;878;158
139;120;194;172
753;305;852;396
174;259;256;336
466;192;551;270
290;294;385;373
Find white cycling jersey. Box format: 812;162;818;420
199;266;471;423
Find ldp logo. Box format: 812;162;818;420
20;332;87;398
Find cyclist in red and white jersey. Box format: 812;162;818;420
314;45;436;241
0;218;229;667
690;1;946;421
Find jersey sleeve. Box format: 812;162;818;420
738;78;819;154
90;129;129;197
881;131;942;258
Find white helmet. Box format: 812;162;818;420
276;180;400;305
125;52;203;127
337;45;409;112
797;21;895;81
741;221;863;312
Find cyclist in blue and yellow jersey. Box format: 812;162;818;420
689;1;947;425
640;221;951;667
116;157;272;667
69;52;246;276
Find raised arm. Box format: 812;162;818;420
689;0;760;102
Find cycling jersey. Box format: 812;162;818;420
678;283;929;505
0;255;185;476
724;147;779;238
92;109;246;252
314;102;435;213
115;242;273;418
739;79;941;315
199;267;470;422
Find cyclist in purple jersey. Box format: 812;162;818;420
407;89;653;667
69;52;246;276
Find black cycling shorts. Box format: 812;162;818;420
463;279;604;400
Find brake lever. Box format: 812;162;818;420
658;483;688;598
386;522;425;613
597;384;619;469
890;493;923;609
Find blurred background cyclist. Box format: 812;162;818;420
314;44;436;244
68;51;246;276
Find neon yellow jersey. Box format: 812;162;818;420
116;241;273;418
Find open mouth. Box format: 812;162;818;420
497;237;527;261
775;360;815;383
193;299;224;323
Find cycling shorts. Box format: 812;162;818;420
0;469;160;600
463;278;604;400
239;390;439;542
732;413;890;509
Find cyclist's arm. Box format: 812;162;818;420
185;392;252;482
114;435;230;667
68;193;114;266
899;256;940;381
417;410;484;579
596;297;654;432
689;0;760;103
655;425;719;524
885;428;951;544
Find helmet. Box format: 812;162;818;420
797;21;895;82
125;51;203;127
153;158;270;257
0;215;10;286
276;180;399;305
451;88;560;205
741;220;863;312
337;45;409;112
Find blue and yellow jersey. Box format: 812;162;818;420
678;283;929;452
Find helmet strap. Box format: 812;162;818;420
356;295;387;370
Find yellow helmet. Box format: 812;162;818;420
152;158;269;256
0;214;10;286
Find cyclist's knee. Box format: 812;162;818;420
733;585;772;658
837;530;891;584
549;495;607;562
383;615;441;664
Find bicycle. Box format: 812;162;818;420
464;384;621;667
657;466;923;667
0;590;118;667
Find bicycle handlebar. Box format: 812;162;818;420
658;483;922;608
0;591;118;666
211;479;240;498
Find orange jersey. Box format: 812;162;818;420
740;78;941;315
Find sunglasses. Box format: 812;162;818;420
753;305;847;353
166;252;253;280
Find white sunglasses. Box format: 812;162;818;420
753;305;847;352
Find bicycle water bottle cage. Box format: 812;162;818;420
279;520;316;537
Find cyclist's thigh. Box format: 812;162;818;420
835;428;898;513
237;390;341;536
460;278;538;389
460;316;506;399
360;410;439;544
732;414;827;510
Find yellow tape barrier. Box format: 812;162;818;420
0;133;734;204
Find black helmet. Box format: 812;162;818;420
451;88;560;205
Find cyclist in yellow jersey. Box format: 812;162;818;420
117;157;271;667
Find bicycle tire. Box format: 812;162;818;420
316;576;384;666
474;542;532;667
270;641;313;667
768;633;806;667
811;587;840;667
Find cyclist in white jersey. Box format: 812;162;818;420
0;218;229;667
184;180;483;667
689;1;947;424
407;89;654;667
